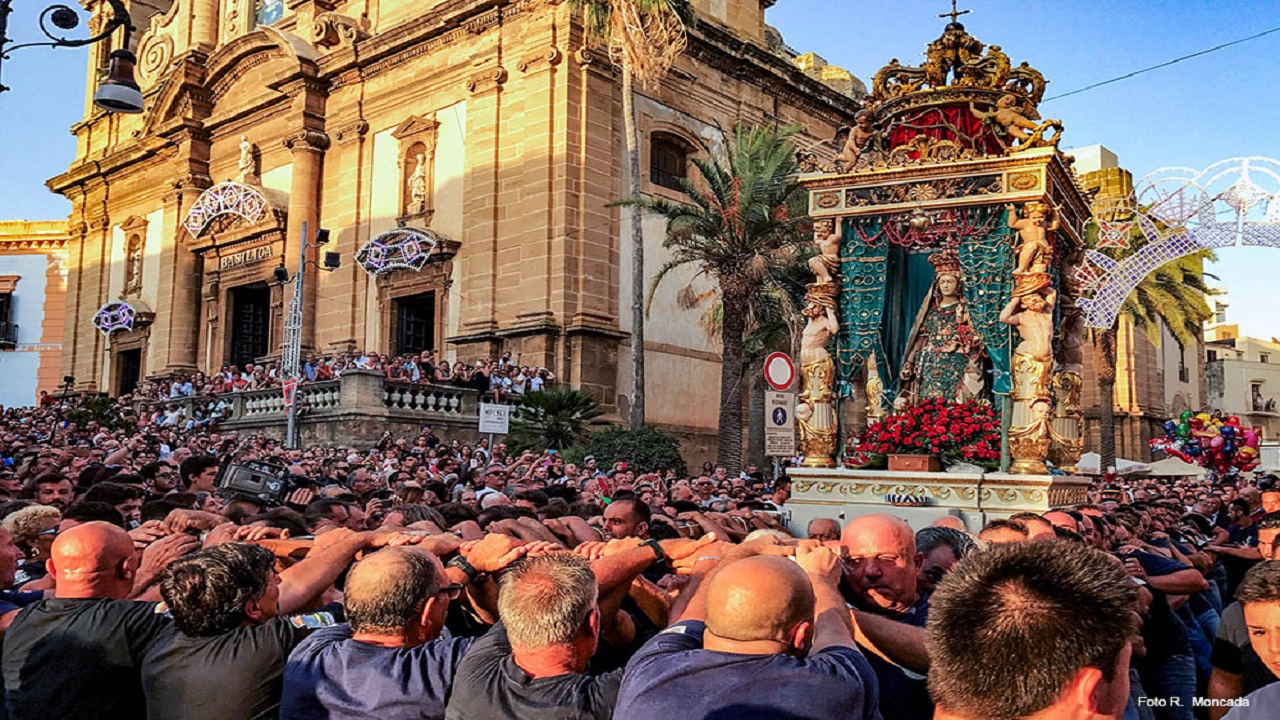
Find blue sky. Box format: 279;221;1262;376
2;0;1279;335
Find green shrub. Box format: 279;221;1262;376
574;426;687;476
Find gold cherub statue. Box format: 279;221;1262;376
1007;201;1059;274
836;111;877;170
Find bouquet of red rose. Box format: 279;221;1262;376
847;397;1002;471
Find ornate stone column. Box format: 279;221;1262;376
156;172;210;375
283;128;330;352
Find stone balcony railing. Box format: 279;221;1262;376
146;370;488;445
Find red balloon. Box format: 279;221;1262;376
1227;416;1241;426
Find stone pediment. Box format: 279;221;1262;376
391;115;439;141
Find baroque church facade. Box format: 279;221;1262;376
51;0;860;439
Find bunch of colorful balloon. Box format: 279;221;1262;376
1150;411;1261;479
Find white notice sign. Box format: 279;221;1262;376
764;391;796;457
478;403;511;435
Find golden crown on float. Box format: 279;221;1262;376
821;11;1065;176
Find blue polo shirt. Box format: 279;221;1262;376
280;624;474;720
613;620;880;720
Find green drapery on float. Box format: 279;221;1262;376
836;218;889;397
881;248;937;398
957;207;1015;395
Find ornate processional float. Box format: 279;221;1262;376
787;15;1092;531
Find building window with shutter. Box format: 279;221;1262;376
649;133;690;191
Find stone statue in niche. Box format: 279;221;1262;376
238;135;259;184
407;152;428;216
124;234;143;294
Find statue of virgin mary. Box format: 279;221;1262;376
900;249;984;402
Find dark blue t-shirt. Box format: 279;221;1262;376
280;624;474;720
613;620;881;720
856;598;931;720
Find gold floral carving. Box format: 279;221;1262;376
814;191;841;209
1009;171;1040;191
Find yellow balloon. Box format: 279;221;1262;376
1197;413;1211;422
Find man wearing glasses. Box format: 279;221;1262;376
839;514;933;720
474;464;509;504
139;461;179;496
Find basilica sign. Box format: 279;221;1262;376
219;245;274;270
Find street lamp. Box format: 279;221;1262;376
276;223;339;448
0;0;143;113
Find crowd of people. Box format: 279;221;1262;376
87;349;557;406
1;392;1280;719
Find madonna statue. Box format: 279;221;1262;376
900;249;984;402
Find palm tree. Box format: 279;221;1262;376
569;0;695;430
617;123;810;470
1090;229;1214;470
508;388;607;452
691;259;810;468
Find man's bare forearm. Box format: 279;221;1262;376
851;609;930;673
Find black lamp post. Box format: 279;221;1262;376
0;0;142;112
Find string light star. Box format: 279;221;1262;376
1095;220;1133;250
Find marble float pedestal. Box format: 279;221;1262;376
785;468;1091;535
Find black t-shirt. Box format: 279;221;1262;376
142;610;338;720
2;598;175;720
445;622;622;720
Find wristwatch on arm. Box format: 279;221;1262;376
447;555;490;585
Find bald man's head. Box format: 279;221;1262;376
841;514;921;614
345;547;445;641
931;516;967;532
50;521;137;599
705;556;814;649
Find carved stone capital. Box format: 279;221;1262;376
465;67;508;94
312;12;370;49
518;45;563;73
283;129;331;152
333;119;370;144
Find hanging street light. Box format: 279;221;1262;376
0;0;142;112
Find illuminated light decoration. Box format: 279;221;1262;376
1215;171;1271;215
1081;158;1280;330
1071;260;1104;294
1094;219;1133;250
355;227;441;276
182;182;270;238
92;300;136;336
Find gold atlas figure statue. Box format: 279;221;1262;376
798;283;839;468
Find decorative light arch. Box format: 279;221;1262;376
354;227;443;276
92;300;138;336
1078;157;1280;329
182;181;270;238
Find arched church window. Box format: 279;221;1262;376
254;0;284;27
650;132;691;191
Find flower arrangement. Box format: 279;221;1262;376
847;398;1002;471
